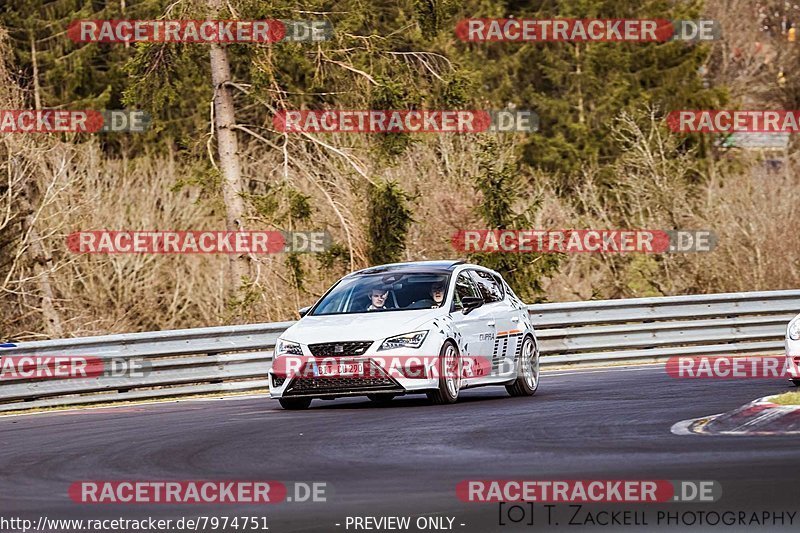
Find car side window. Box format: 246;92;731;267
453;272;481;311
503;281;523;306
492;274;506;299
469;270;503;303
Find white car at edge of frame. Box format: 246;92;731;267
268;260;539;410
786;313;800;386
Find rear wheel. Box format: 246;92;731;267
367;393;396;404
792;380;800;387
279;397;312;410
427;341;461;405
506;336;539;397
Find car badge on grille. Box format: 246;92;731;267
334;345;344;353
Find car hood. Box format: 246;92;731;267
282;308;443;344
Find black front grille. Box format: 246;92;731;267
308;341;373;357
283;359;403;396
290;375;397;391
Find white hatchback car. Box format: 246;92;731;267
269;261;539;409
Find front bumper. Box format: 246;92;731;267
269;338;442;399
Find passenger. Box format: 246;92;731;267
367;288;389;311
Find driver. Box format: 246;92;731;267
367;288;390;311
411;281;446;309
430;281;445;307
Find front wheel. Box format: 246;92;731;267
426;341;461;405
792;379;800;387
279;397;312;410
506;336;539;397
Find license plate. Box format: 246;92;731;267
318;362;364;376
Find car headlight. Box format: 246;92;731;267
275;338;303;356
378;331;429;351
789;320;800;341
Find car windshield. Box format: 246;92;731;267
310;272;450;315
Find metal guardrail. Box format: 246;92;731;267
1;290;798;412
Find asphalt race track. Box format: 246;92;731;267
2;364;800;532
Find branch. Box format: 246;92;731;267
319;57;378;85
225;81;376;187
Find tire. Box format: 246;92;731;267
506;336;539;397
279;397;312;410
426;340;461;405
792;380;800;387
367;393;396;404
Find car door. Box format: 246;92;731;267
450;271;495;383
468;270;519;380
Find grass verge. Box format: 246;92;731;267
768;391;800;406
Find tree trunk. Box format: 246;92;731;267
30;32;41;111
574;43;584;126
19;190;63;338
207;0;249;299
121;0;130;49
26;32;62;337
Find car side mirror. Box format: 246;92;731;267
461;296;483;315
298;306;312;318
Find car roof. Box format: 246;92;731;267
349;260;466;276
